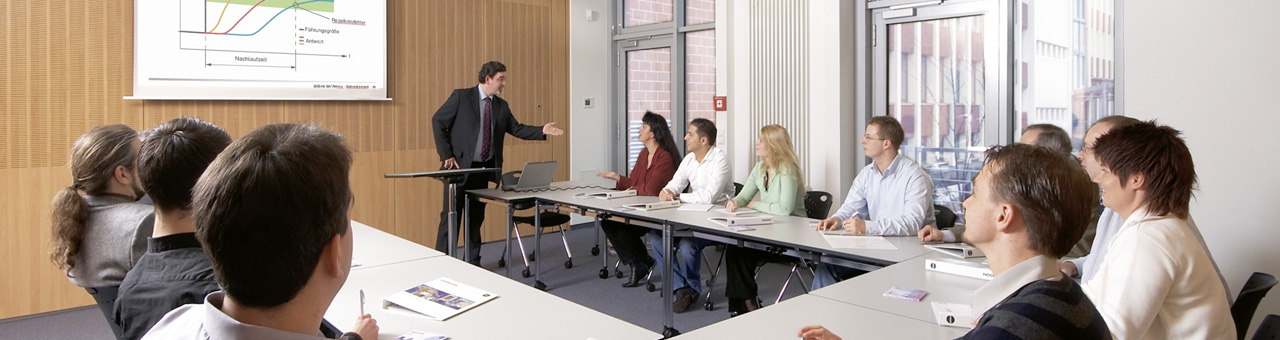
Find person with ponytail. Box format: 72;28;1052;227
50;124;155;332
596;111;679;289
722;124;808;316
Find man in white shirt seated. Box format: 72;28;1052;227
142;124;377;340
812;116;934;290
1084;120;1234;339
647;118;736;313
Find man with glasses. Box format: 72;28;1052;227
812;115;935;290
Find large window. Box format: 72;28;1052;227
867;0;1121;223
1013;0;1116;147
614;0;715;174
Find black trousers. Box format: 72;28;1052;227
601;220;652;265
724;245;793;300
435;159;496;261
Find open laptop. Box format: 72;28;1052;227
502;161;557;191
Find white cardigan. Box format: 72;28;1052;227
1083;207;1235;340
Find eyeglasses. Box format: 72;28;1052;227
862;135;886;141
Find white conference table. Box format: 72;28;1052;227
672;294;968;339
325;256;662;340
350;220;445;270
810;251;989;324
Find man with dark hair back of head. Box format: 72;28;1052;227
142;123;378;340
801;144;1110;340
1083;121;1234;339
1020;123;1072;156
812;115;935;290
113;117;231;340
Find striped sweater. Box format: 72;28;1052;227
960;274;1110;340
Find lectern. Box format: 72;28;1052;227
384;167;499;261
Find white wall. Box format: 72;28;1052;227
1125;1;1280;337
726;0;858;198
568;0;611;182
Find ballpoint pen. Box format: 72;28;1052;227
360;289;366;315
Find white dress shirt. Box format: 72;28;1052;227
830;154;935;235
972;255;1062;314
1082;207;1235;340
662;147;734;204
142;292;329;340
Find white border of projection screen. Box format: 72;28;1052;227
130;0;388;100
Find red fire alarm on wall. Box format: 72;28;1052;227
714;96;727;111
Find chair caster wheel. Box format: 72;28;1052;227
528;253;536;262
704;301;714;311
564;260;573;269
498;259;506;268
534;281;547;291
599;269;609;279
646;283;657;292
615;269;625;278
591;246;600;256
706;279;713;286
522;268;531;278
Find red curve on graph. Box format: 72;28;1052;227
208;0;269;35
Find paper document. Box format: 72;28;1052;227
821;235;898;250
395;331;450;340
580;190;637;199
713;207;758;216
677;203;714;211
382;277;498;321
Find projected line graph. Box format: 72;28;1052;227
200;0;335;36
133;0;385;99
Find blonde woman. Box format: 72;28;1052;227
723;124;807;316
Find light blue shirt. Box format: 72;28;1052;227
831;154;935;236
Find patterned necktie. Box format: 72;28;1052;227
481;97;493;160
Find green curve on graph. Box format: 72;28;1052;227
206;0;334;13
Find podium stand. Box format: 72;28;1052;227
385;167;499;261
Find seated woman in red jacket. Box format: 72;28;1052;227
597;111;680;287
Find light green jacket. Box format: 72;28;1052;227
732;161;807;217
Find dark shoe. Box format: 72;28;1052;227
622;261;650;288
728;297;760;317
673;287;697;313
467;255;481;267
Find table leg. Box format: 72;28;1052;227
506;203;514;278
447;182;459;259
533;200;546;291
662;221;679;337
598;215;610;279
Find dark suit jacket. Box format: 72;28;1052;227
432;87;546;171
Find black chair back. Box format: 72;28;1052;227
1251;314;1280;340
500;171;536;210
934;204;957;230
733;182;744;196
804;191;833;220
1236;272;1280;339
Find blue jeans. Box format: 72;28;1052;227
812;263;866;291
648;230;713;293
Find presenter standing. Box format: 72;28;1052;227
432;61;564;265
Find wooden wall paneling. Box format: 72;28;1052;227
1;0;570;319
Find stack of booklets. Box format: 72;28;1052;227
581;189;637;199
707;215;774;227
382;277;498;321
924;243;985;258
619;200;681;211
924;258;993;280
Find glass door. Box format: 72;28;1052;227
615;36;676;175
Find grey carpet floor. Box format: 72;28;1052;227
0;223;812;338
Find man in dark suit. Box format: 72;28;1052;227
432;61;564;265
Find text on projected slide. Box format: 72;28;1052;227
133;0;387;99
